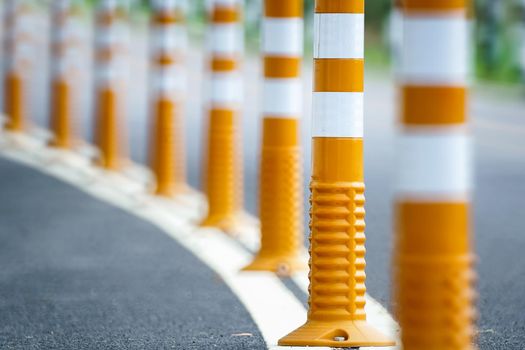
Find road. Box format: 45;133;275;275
1;13;525;349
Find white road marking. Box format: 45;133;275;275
0;130;399;349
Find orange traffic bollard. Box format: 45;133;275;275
242;0;305;275
2;0;32;132
279;0;395;347
148;0;189;196
200;0;245;231
393;1;477;349
49;0;80;148
93;0;128;170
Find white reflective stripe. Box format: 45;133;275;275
208;24;243;56
96;24;127;48
263;79;302;117
396;131;471;195
151;23;187;54
312;92;363;137
96;64;117;85
152;65;186;96
314;13;364;59
209;73;242;106
262;18;303;56
401;15;468;84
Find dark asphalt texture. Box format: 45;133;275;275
0;157;265;349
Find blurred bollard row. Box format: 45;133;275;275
0;0;477;348
93;0;129;170
200;0;246;231
49;0;81;149
3;0;34;131
149;0;189;196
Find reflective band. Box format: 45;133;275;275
151;23;187;54
312;92;363;137
314;13;364;59
211;7;239;23
211;58;237;72
152;65;186;96
314;58;363;92
264;56;300;78
209;73;242;106
404;0;467;12
208;23;243;56
315;0;364;13
402;15;468;84
263;79;302;117
396;131;471;196
265;0;302;17
402;85;466;125
263;18;303;56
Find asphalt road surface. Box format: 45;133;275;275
0;157;266;349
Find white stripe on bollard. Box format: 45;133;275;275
401;15;468;84
312;92;364;137
314;13;364;59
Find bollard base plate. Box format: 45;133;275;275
200;212;248;234
278;320;395;347
242;254;307;276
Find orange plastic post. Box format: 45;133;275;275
49;79;72;148
2;0;29;132
4;72;25;132
200;0;245;232
149;1;188;196
95;88;120;169
279;0;394;347
393;1;477;349
49;0;78;148
242;0;305;275
93;0;127;170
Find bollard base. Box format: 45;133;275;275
200;212;247;234
154;182;192;198
242;254;306;276
278;320;395;347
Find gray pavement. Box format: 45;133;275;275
0;157;265;349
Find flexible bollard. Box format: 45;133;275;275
49;0;79;148
279;0;394;347
149;0;188;196
93;0;128;170
200;0;245;231
242;0;305;275
393;1;477;349
2;0;31;132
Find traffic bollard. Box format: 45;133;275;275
279;0;395;347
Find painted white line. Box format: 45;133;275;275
0;132;399;349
